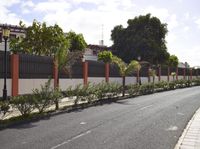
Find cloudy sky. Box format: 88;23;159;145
1;0;200;66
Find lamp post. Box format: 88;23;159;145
2;25;10;101
137;56;141;85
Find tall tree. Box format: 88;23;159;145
111;14;169;64
9;20;70;68
65;31;87;52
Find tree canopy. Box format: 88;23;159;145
168;55;179;67
111;14;169;64
65;31;87;52
9;20;71;69
98;51;113;63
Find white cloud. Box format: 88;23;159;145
143;6;170;22
34;0;71;13
184;12;190;20
183;26;189;32
180;46;200;66
143;6;179;31
0;0;20;7
0;0;21;25
40;0;136;45
195;18;200;29
166;32;177;44
21;0;34;8
168;14;179;30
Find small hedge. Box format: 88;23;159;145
1;78;200;119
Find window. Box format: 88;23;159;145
10;34;16;40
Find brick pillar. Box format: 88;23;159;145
176;67;178;80
11;54;19;96
167;66;170;82
53;60;58;88
158;66;161;81
190;69;192;80
83;61;88;85
183;68;186;80
105;63;109;83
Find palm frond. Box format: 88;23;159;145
125;60;141;75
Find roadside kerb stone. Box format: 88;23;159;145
175;108;200;149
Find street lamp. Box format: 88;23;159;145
137;56;141;85
2;25;10;101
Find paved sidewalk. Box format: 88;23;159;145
0;97;78;120
175;108;200;149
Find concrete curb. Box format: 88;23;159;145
174;107;200;149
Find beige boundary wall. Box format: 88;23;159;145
0;75;198;97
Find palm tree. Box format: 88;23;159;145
149;68;156;84
112;56;141;96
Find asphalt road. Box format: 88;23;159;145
1;86;200;149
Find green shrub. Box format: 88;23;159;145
0;101;10;115
139;83;154;95
94;82;114;100
52;87;63;110
107;82;122;98
11;95;35;116
186;80;192;87
32;79;55;113
192;78;200;86
127;84;140;96
174;79;187;88
168;81;176;90
154;81;168;91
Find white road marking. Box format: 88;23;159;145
166;126;178;131
80;122;87;125
51;130;91;149
139;105;153;110
177;112;184;116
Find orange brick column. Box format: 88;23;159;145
167;66;170;82
83;61;88;85
11;54;19;96
105;63;109;83
53;60;58;88
176;67;178;80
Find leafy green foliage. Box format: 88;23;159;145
111;14;169;64
154;81;168;91
32;79;55;113
11;95;35;116
168;81;176;90
98;51;113;63
112;55;140;96
9;20;70;71
168;55;179;67
127;84;140;96
66;31;87;52
139;83;154;95
112;55;141;76
0;101;10;116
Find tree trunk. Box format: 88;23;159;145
122;76;125;97
55;100;59;110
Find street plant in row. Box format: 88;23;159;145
11;94;35;117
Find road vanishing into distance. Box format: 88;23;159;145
1;86;200;149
